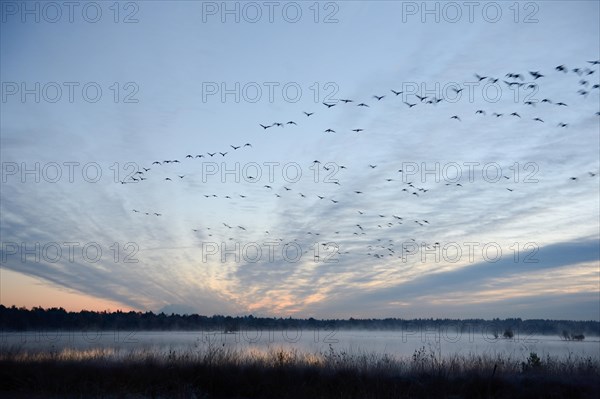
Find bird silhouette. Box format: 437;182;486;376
529;71;544;79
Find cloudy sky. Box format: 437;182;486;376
1;1;599;320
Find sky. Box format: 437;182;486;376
1;1;599;320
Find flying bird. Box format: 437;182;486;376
529;71;544;79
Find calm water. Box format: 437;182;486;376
2;329;599;360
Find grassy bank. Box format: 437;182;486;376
1;343;599;398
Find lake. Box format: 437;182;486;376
2;329;599;360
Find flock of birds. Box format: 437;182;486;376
125;59;599;261
258;61;600;132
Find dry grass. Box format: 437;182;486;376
1;341;599;398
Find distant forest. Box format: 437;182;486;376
1;305;598;337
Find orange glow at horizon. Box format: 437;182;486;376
0;268;137;312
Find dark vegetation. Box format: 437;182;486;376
1;305;599;337
1;343;599;399
1;306;598;398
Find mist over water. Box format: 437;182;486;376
4;330;599;361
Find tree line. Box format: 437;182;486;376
0;305;598;337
